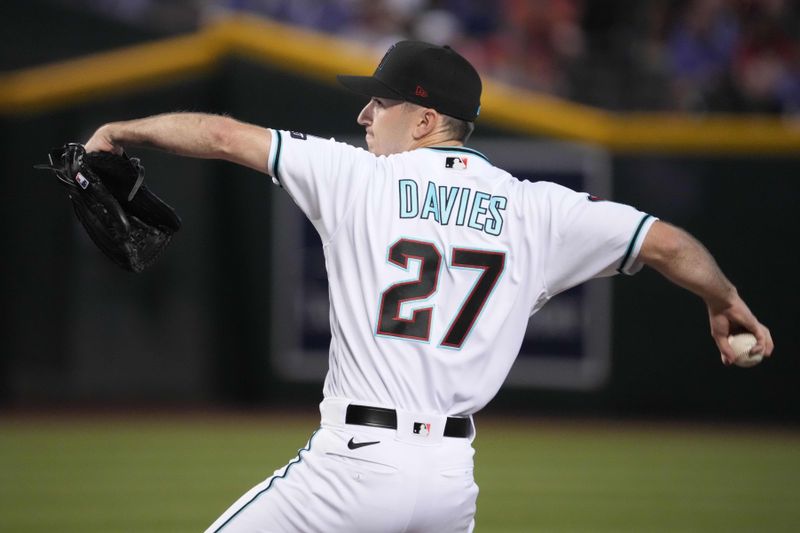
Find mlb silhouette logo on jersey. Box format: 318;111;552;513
445;156;468;170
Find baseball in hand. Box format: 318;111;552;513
728;333;763;368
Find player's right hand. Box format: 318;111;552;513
707;296;773;365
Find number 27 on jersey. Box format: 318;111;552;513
376;238;506;349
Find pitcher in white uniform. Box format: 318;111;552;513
85;40;773;532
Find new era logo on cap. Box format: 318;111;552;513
415;85;428;98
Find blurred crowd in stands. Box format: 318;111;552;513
60;0;800;114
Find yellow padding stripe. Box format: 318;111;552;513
2;14;799;154
212;16;378;78
606;113;800;153
0;31;221;113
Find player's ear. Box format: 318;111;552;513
412;107;438;140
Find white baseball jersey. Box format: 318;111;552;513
267;130;655;417
206;131;655;533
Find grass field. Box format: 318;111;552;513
1;412;798;532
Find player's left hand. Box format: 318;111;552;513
85;124;124;155
35;143;181;272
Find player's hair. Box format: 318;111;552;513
441;114;475;144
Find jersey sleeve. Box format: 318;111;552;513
267;129;377;241
535;182;657;298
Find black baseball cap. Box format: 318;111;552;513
337;41;482;122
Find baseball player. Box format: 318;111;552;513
85;41;773;532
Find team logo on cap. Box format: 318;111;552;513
413;422;431;436
377;44;396;71
445;156;468;170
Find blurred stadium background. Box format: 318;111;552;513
1;1;799;531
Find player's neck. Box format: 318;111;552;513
411;137;463;151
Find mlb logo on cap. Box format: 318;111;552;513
413;422;431;436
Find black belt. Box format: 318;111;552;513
345;404;471;438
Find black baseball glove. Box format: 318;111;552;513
35;143;181;273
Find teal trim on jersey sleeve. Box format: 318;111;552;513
272;129;283;185
618;214;652;275
425;146;491;164
212;428;319;532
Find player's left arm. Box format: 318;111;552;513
85;112;271;173
638;220;774;364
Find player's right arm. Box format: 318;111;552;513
85;112;271;173
638;220;774;365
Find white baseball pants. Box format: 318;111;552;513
205;398;478;532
